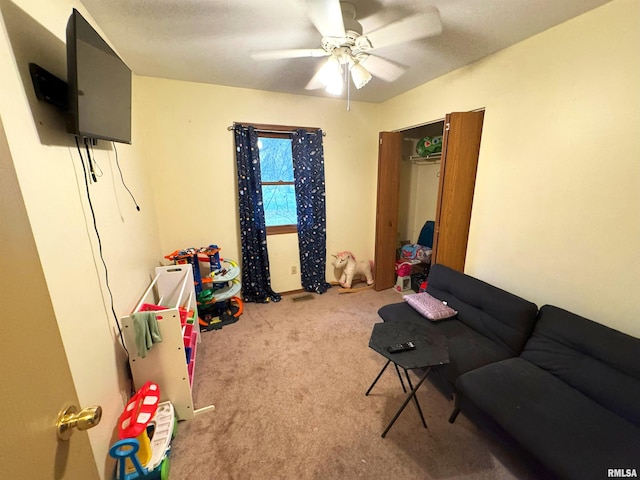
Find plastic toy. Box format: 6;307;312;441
196;257;242;331
165;245;243;331
109;381;176;480
395;261;417;292
164;245;221;293
198;296;243;331
416;136;443;157
331;251;374;289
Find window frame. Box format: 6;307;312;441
258;130;298;235
236;122;320;236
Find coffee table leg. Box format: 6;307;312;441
381;368;431;438
395;363;407;393
403;368;427;429
366;359;391;396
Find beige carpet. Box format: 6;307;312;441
169;287;542;479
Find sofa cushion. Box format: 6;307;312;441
522;305;640;427
378;302;513;385
426;264;538;356
456;357;640;480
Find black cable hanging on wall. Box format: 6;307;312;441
112;142;141;211
75;137;129;356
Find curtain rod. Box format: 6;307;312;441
227;125;326;136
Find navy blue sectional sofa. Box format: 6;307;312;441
378;264;539;392
378;264;640;480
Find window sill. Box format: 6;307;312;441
266;225;298;235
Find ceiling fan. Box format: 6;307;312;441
251;1;442;96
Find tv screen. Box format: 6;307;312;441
66;9;131;144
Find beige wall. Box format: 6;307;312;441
0;1;163;478
399;162;440;243
2;0;638;476
136;77;381;292
381;0;640;337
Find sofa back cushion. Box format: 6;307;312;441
426;264;538;355
522;305;640;427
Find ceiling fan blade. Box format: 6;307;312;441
305;0;345;38
359;55;406;83
364;6;442;50
251;48;328;60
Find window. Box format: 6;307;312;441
258;133;298;235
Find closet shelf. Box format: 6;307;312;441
408;154;441;164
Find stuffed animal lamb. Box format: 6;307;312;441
332;251;374;288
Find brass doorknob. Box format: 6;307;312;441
56;405;102;441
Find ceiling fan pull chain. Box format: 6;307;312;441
346;64;351;111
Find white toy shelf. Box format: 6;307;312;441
121;265;214;420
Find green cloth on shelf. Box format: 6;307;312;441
131;311;162;358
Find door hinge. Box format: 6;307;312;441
379;138;383;144
445;123;450;131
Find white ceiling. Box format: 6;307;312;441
81;0;612;103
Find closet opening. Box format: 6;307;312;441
374;111;484;292
395;119;445;292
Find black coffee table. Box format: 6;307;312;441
366;319;449;438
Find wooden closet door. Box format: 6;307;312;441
431;111;484;272
374;131;403;290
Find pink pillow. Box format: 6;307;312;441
403;292;457;321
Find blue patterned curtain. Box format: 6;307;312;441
292;129;331;294
234;125;281;303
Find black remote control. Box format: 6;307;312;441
387;341;415;353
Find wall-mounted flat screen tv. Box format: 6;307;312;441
66;8;131;144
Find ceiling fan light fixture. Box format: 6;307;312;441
350;62;372;89
251;0;444;100
320;54;344;96
319;55;341;80
325;72;344;95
